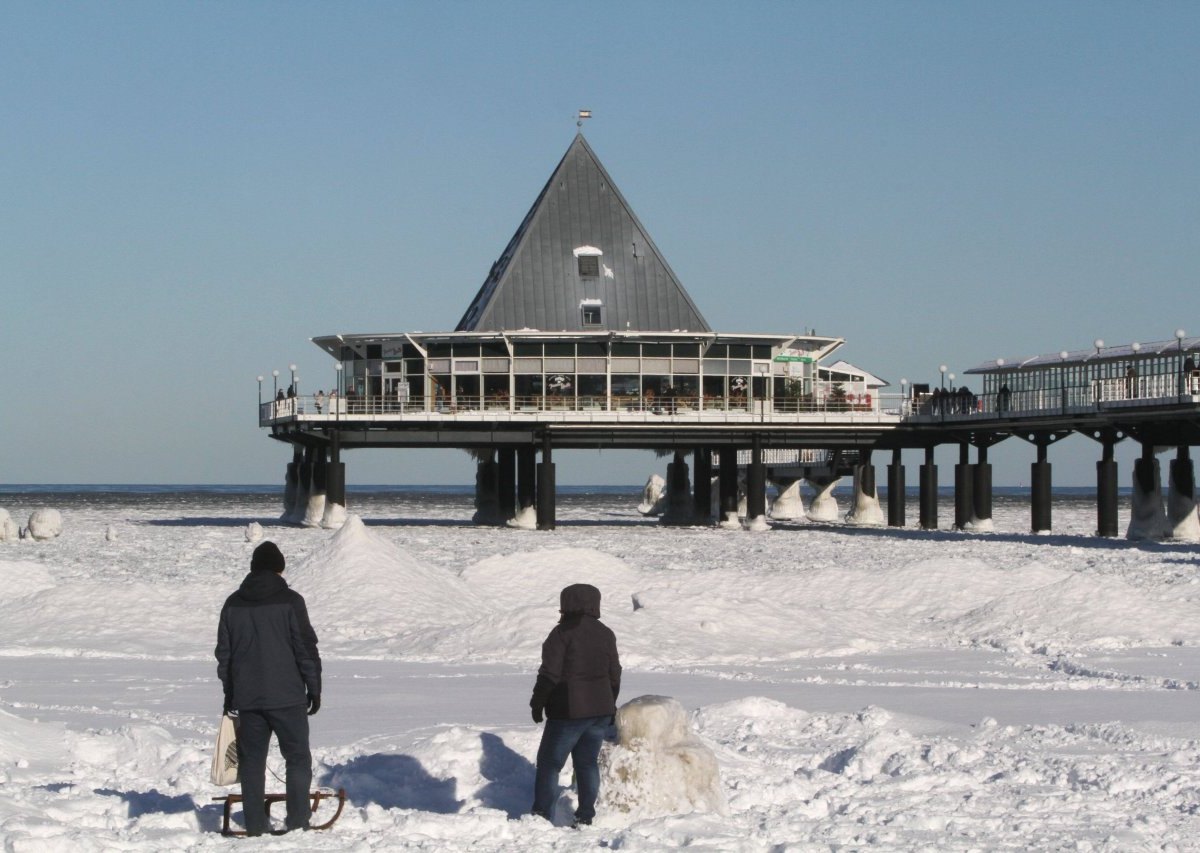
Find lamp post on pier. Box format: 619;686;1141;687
1176;329;1187;399
272;369;279;399
1059;351;1068;411
257;375;263;407
290;363;298;397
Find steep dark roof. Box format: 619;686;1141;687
456;134;711;333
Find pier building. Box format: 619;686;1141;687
260;132;1200;539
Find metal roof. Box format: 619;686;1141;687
455;134;711;334
966;336;1200;374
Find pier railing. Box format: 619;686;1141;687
259;391;906;426
910;371;1200;420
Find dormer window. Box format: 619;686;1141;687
580;299;603;326
573;245;603;278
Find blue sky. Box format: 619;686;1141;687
2;1;1197;487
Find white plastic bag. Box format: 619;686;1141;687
210;713;240;786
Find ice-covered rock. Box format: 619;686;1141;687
26;509;63;541
104;525;118;542
600;695;726;818
0;509;17;542
245;521;264;543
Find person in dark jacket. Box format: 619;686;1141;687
529;583;621;826
215;541;321;836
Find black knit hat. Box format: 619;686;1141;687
251;541;286;573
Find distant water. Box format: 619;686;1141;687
0;483;1122;519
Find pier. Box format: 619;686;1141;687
259;133;1200;539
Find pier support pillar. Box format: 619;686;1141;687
1168;446;1200;541
536;433;556;531
1096;440;1118;538
472;450;503;525
887;448;905;527
511;446;537;529
971;445;994;532
321;432;346;529
718;447;740;528
282;446;301;521
302;448;328;527
1128;443;1168;540
746;436;768;530
693;448;713;524
806;476;840;522
662;451;693;525
954;443;973;531
847;451;884;525
918;447;938;530
497;448;516;522
1031;443;1052;534
771;476;805;520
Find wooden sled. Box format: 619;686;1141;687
214;787;346;836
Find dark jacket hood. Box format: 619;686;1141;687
560;583;601;619
238;569;289;602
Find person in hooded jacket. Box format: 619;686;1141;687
529;583;621;826
215;541;321;836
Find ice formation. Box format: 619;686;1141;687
600;695;726;818
806;478;840;522
26;508;63;541
637;474;666;516
0;509;18;542
769;477;805;520
244;521;264;543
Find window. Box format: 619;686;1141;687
578;255;600;277
582;304;603;326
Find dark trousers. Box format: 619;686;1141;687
237;704;312;835
532;715;610;823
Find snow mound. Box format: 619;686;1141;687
244;521;263;543
406;548;639;662
599;695;727;819
287;515;480;641
460;548;638;612
0;561;56;600
27;508;63;540
949;571;1200;652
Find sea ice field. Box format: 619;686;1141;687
0;485;1198;851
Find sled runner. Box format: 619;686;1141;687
213;787;346;836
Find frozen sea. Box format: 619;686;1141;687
0;484;1198;851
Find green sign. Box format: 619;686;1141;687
773;354;813;363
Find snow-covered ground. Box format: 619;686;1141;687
1;486;1199;850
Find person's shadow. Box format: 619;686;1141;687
476;732;536;819
317;733;535;819
319;754;462;812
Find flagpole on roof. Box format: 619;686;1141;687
576;109;592;130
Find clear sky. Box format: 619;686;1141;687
3;1;1197;487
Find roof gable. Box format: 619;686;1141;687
456;134;711;333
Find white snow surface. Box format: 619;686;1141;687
0;489;1199;850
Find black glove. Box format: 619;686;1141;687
307;693;321;716
223;693;233;716
530;699;544;724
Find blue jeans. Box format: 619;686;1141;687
237;705;312;835
532;715;610;823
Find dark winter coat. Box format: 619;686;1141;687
531;584;621;720
215;569;321;711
